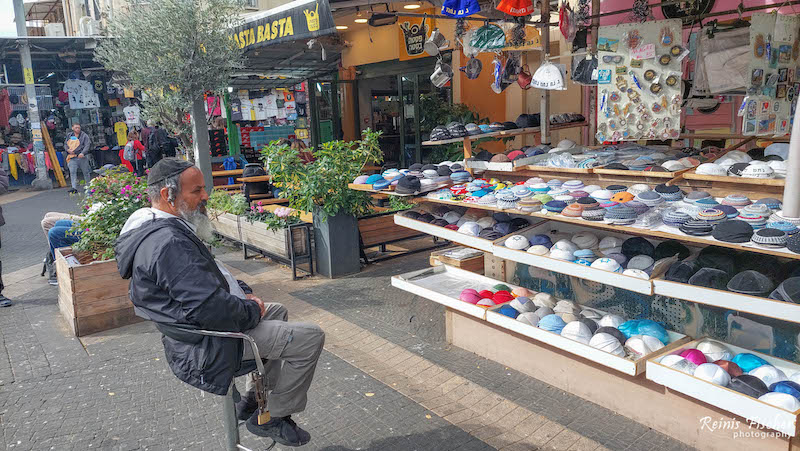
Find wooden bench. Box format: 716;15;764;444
212;169;244;177
250;198;289;206
238;175;272;183
214;183;243;190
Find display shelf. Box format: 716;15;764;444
411;197;800;260
392;214;525;252
647;339;800;437
518;165;598;174
486;305;689;376
349;182;452;197
652;279;800;324
682;172;786;186
492;220;675;295
421;122;588;147
390;264;517;320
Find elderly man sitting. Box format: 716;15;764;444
114;159;324;446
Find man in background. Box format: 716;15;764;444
64;123;92;193
147;124;169;168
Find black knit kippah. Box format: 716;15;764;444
147;158;194;185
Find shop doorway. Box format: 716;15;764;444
353;55;452;168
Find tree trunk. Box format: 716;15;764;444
191;97;213;193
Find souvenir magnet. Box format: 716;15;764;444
660;27;674;46
659;55;671;66
666;75;679;87
644;70;656;82
650;83;663;94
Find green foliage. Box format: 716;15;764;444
419;94;485;133
244;203;300;232
261;129;384;221
95;0;245;142
387;196;415;212
71;168;150;261
208;190;248;216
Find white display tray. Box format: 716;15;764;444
485;305;689;376
492;221;675;295
390;264;518;320
393;214;542;253
647;339;800;436
653;279;800;325
466;155;542;172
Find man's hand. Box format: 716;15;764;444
247;294;266;317
78;153;85;158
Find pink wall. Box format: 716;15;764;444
599;0;800;26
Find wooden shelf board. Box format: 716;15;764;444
413;197;800;260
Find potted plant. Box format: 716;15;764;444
261;130;383;277
239;203;310;260
207;190;248;241
56;168;149;336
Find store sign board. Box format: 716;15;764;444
230;0;336;50
398;10;436;61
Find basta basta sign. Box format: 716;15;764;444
230;0;336;50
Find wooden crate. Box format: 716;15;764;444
210;211;241;241
429;248;485;274
359;212;421;248
239;219;309;258
55;248;141;337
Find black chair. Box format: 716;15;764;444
155;323;276;451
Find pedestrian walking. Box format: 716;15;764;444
64;123;92;193
124;130;147;176
0;165;10;307
147;124;168;168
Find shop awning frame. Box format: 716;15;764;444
229;0;342;90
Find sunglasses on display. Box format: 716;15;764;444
602;55;624;64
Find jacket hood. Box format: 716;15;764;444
115;208;189;279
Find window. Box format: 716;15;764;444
244;0;258;8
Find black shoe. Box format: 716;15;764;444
235;389;259;421
246;414;310;447
68;188;78;194
0;295;12;308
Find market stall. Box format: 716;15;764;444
336;1;800;450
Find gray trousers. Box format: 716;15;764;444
67;156;91;190
242;303;325;418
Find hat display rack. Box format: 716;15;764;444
347;2;800;446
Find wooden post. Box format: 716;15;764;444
41;127;66;187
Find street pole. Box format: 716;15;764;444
779;96;800;223
13;0;52;190
191;97;214;194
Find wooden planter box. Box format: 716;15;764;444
210;211;241;241
359;211;422;248
55;247;141;337
239;218;309;258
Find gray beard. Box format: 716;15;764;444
177;201;215;242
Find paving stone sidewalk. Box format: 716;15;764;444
0;190;695;451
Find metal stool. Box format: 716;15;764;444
155;324;276;451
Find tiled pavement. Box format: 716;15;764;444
0;189;695;450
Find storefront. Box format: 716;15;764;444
334;1;800;450
0;36;149;187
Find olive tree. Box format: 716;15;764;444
96;0;245;187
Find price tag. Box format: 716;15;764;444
23;68;34;85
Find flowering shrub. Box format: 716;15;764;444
71;167;150;261
243;201;300;231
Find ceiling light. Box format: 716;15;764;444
403;3;422;9
336;25;349;30
355;7;368;23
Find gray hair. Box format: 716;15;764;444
146;173;181;205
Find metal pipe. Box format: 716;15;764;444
223;382;240;451
13;0;52;191
587;0;599;146
782;96;800;219
539;0;550;146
